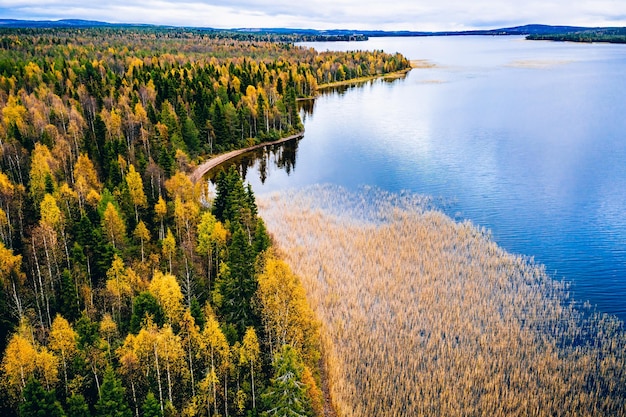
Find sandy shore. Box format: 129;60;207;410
189;131;304;183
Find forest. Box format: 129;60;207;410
0;27;410;416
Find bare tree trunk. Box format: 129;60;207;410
154;343;164;413
251;364;256;409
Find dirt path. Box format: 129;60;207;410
189;131;304;183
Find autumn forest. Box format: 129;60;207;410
0;26;410;417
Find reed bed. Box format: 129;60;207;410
258;185;626;417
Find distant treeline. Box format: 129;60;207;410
527;27;626;43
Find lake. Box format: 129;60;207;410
209;36;626;323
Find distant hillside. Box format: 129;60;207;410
1;19;622;42
0;18;155;28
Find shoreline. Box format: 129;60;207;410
189;131;304;183
315;67;412;92
191;66;419;182
295;66;415;101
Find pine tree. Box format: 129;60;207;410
66;393;91;417
261;345;311;417
20;377;65;417
142;392;162;417
94;366;132;417
130;292;165;334
215;224;257;339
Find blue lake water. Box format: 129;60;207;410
215;36;626;322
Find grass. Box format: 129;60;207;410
258;185;626;417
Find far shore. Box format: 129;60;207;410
189;131;304;183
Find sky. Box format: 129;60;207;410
1;0;626;31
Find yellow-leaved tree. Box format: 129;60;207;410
161;228;176;274
125;164;147;222
0;241;25;318
49;314;78;394
149;270;184;325
1;319;59;398
239;327;260;410
105;254;133;324
154;195;167;240
29;143;57;206
1;327;38;398
199;312;230;417
256;253;319;365
102;202;126;250
133;220;150;263
73;153;102;212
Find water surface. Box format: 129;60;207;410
209;36;626;322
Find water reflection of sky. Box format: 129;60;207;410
214;36;626;322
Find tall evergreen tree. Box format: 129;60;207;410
261;345;312;417
94;367;132;417
215;224;258;339
20;377;65;417
142;392;162;417
66;393;91;417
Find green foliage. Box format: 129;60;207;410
94;367;132;417
75;313;100;350
66;393;91;417
58;270;80;322
261;345;312;417
20;377;65;417
142;392;162;417
253;218;271;256
214;224;258;340
130;292;165;334
527;28;626;43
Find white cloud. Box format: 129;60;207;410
1;0;626;30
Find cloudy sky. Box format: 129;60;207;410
1;0;626;31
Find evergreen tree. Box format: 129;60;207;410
261;345;311;417
130;292;165;334
142;392;162;417
20;377;65;417
94;367;132;417
181;117;200;157
216;224;257;339
253;218;271;255
58;270;80;322
66;393;91;417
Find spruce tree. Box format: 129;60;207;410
261;345;312;417
94;367;131;417
142;392;162;417
20;377;65;417
66;393;91;417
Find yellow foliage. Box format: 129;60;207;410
133;220;151;242
126;164;147;210
29;143;56;204
102;202;126;249
100;313;118;342
49;314;78;359
149;270;184;325
40;193;62;230
256;253;319;366
0;241;24;288
155;195;167;221
1;94;27;131
165;171;197;203
1;332;38;394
